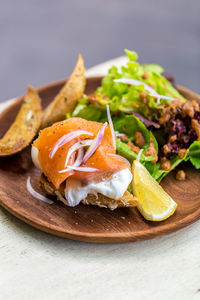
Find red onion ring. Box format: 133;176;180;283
82;122;107;164
49;130;93;158
59;166;99;173
26;176;53;204
108;153;131;168
73;148;84;167
106;105;116;150
65;139;93;167
136;149;144;162
114;78;175;101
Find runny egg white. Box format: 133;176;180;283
64;168;133;207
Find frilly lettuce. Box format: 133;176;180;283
94;49;186;118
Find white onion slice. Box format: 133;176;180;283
49;130;93;158
106;105;116;150
108;153;131;168
65;139;93;167
82;122;107;164
59;166;99;173
114;78;175;101
26;176;53;204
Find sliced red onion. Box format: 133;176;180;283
73;148;84;167
132;112;160;129
136;149;144;162
114;78;175;101
108;153;131;168
106;105;116;150
49;130;93;158
65;139;93;167
59;166;99;173
115;131;127;137
150;94;175;101
82;122;107;164
114;78;157;96
26;176;53;204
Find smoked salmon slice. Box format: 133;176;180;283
32;118;128;189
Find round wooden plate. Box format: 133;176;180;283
0;77;200;243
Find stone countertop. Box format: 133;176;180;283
0;59;200;300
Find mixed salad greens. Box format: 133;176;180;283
69;49;200;182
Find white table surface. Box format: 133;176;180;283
0;58;200;300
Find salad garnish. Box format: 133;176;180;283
72;49;200;182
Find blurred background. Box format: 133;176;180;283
0;0;199;101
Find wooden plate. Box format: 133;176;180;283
0;77;200;243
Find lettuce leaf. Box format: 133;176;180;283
73;106;158;164
145;155;185;182
94;49;186;119
188;141;200;169
113;115;158;152
116;139;154;164
72;103;107;122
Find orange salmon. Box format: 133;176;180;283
33;117;128;188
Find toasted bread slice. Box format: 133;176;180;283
40;174;138;210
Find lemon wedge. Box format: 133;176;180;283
132;160;177;221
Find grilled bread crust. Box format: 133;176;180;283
40;174;138;210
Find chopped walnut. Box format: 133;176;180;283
182;101;194;118
169;99;183;111
160;157;171;171
119;134;129;142
178;148;188;159
191;100;200;112
145;138;158;163
163;144;170;155
142;71;149;80
159;99;183;125
159;110;171;124
127;141;140;154
176;170;186;181
169;135;177;143
134;131;145;147
192;119;200;141
88;94;109;106
140;91;147;104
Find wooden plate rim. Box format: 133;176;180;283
0;77;200;243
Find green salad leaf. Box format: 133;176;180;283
94;49;186;118
145;155;185;183
188;141;200;169
73;106;158;164
72;103;106;122
116;139;154;164
113;115;158;151
69;49;199;183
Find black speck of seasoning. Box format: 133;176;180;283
197;289;200;293
53;131;55;134
59;154;61;158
